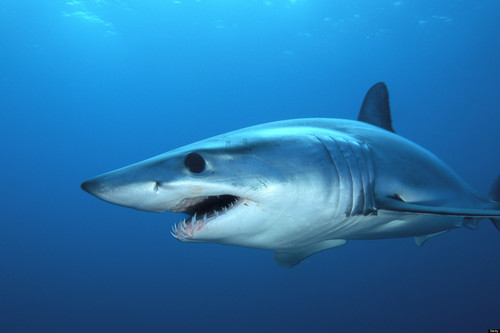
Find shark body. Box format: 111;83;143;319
81;83;500;267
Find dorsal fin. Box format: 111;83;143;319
358;82;395;133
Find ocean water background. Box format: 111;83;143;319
1;0;499;332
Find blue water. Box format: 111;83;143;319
1;1;499;332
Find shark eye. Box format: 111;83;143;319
185;152;206;173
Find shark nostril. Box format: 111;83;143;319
154;181;160;193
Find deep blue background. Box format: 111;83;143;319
1;1;499;332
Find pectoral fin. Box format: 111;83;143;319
415;230;448;246
274;239;347;268
376;196;500;218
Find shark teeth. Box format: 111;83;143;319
170;223;179;240
171;199;241;241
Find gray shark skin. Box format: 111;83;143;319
81;83;500;267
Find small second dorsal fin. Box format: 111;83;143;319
489;175;500;202
358;82;395;133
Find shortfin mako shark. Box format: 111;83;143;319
81;83;500;267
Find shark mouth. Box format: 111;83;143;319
171;195;241;240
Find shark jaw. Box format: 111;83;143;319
170;194;244;240
81;178;262;243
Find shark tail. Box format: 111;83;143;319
489;175;500;231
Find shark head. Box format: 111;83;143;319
81;123;343;250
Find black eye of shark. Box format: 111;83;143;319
184;152;206;173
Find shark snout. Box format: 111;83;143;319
81;169;175;213
81;179;104;196
80;175;121;204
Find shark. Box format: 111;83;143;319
81;82;500;267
